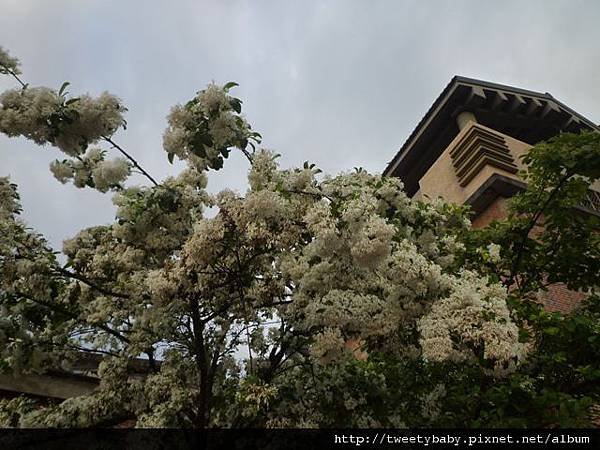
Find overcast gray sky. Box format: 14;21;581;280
1;0;599;251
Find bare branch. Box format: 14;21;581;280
505;172;572;290
54;267;130;299
15;290;131;344
0;64;27;88
102;136;159;187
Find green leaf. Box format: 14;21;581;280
167;153;174;164
543;327;560;336
213;157;224;170
223;81;239;91
230;98;242;113
58;81;70;97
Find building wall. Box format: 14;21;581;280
418;122;530;205
471;196;509;229
471;198;584;313
414;122;587;314
540;283;587;313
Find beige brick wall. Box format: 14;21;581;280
418;123;530;205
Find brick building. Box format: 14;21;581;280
384;76;600;311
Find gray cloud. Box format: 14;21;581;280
1;0;599;250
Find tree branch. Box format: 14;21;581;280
0;64;27;88
15;291;131;344
190;297;210;428
505;172;572;290
102;136;159;187
241;148;254;165
65;344;121;358
54;267;130;299
282;188;334;202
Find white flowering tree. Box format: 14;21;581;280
0;46;530;428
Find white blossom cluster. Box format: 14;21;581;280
0;46;20;75
487;243;502;263
0;87;63;146
0;88;126;156
0;60;128;192
418;270;526;375
170;151;521;379
53;92;126;154
49;149;131;192
0;176;20;219
163;83;257;172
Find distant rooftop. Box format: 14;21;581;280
384;76;599;196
